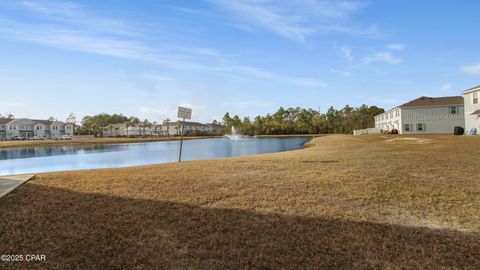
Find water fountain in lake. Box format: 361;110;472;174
226;126;246;141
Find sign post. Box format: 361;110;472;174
177;107;192;162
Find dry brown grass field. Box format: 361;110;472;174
0;134;479;269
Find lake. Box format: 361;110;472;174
0;137;311;175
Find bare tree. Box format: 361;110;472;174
66;113;77;134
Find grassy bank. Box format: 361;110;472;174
0;136;222;149
0;135;479;269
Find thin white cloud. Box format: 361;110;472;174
460;63;480;74
329;69;351;77
0;1;326;87
339;45;353;62
208;0;313;42
0;2;326;88
364;51;402;65
208;0;382;42
17;0;139;36
386;43;406;50
227;65;327;87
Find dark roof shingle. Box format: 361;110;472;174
32;119;53;125
399;96;464;108
0;118;12;124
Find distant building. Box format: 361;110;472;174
375;96;465;134
0;118;74;140
160;121;223;136
102;121;223;137
462;85;480;133
102;123;153;137
0;118;11;140
206;123;225;133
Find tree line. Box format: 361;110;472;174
3;104;384;136
222;105;384;135
76;113;157;136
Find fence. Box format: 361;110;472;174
353;128;383;136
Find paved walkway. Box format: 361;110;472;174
0;174;35;200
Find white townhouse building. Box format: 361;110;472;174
103;121;224;137
462;85;480;134
0;118;74;140
160;121;220;136
375;96;465;134
102;123;154;137
0;118;10;140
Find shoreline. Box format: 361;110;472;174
0;136;224;150
0;134;320;150
0;136;313;176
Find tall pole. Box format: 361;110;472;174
178;118;185;162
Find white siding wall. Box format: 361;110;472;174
2;119;72;140
65;124;74;136
375;108;401;132
401;106;464;134
6;124;20;138
34;124;47;139
463;90;480;132
50;122;65;139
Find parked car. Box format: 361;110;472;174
11;135;24;140
60;135;72;140
32;136;44;140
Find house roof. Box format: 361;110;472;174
0;118;13;124
399;96;464;108
462;85;480;94
32;119;53;125
103;123;126;128
5;118;36;125
0;118;68;126
207;123;224;128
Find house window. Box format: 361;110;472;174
404;124;412;132
417;123;426;132
449;106;458;114
474;91;478;104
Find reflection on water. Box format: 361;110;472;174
0;144;122;160
0;137;310;175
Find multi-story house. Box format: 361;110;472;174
0;118;74;140
0;118;10;140
462;85;480;134
102;123;154;137
160;121;216;136
375;96;465;134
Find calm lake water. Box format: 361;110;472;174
0;137;311;175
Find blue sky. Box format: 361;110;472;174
1;0;480;123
